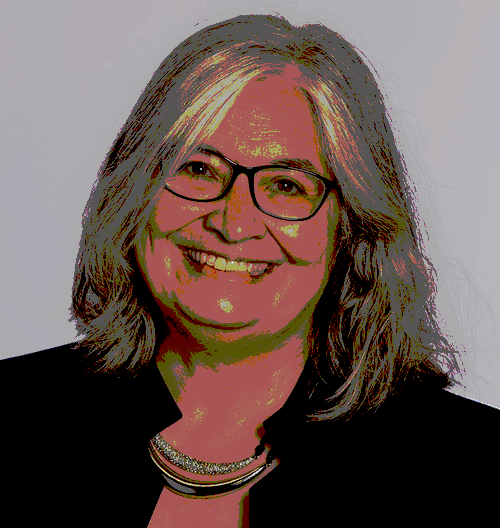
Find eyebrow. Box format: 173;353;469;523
197;144;324;175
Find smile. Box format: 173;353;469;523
180;247;273;277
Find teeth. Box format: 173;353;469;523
183;248;269;275
214;257;225;271
225;261;239;272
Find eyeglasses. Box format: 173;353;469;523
164;149;337;221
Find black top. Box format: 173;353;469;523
1;342;499;527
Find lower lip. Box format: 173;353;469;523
179;247;275;283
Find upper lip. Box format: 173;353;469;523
178;244;284;265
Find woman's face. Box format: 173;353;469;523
136;76;340;346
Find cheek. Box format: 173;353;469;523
154;193;208;232
136;223;180;298
271;210;338;265
135;235;168;296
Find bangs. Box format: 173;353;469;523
149;53;317;188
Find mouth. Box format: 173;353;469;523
179;246;278;279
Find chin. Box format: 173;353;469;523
172;300;259;331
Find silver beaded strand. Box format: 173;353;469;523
151;433;262;476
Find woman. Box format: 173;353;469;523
2;13;498;527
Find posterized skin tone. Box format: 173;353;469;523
137;74;341;524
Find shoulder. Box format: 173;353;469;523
0;343;108;461
253;385;500;526
348;385;500;462
351;387;500;522
0;343;154;526
0;341;131;455
0;342;83;381
0;344;88;523
389;385;500;446
299;384;500;447
0;342;99;417
0;342;82;403
0;341;142;424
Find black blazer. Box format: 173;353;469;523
1;342;499;527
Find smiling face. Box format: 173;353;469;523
135;75;340;351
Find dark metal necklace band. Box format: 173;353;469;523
148;441;272;498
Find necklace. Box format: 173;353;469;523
148;434;276;498
151;434;263;475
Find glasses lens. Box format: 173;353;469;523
167;153;326;220
255;168;325;220
167;152;231;200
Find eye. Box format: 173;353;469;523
274;179;304;195
184;161;210;176
177;161;222;182
175;152;231;182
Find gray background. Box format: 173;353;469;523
1;0;499;408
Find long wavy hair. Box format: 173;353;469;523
70;13;468;421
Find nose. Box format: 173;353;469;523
205;172;267;242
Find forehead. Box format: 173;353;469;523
205;76;325;173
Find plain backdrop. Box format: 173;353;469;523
1;0;499;408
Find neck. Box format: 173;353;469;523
155;323;309;462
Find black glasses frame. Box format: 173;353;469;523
164;149;338;221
